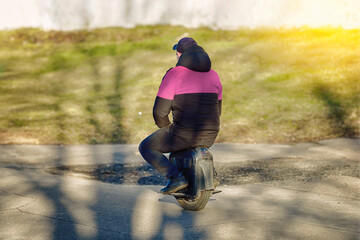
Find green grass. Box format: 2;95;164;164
0;26;359;144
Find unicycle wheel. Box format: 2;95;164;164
176;190;212;211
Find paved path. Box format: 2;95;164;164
0;138;359;239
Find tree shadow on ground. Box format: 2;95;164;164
312;83;358;137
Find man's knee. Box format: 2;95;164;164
138;139;147;155
139;137;153;156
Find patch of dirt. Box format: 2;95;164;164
46;158;360;187
47;164;167;185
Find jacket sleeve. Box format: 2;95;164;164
153;97;172;128
218;100;222;116
153;68;176;128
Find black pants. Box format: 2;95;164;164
139;125;217;178
138;125;190;178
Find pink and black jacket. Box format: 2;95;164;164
153;45;222;146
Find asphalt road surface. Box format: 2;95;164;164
0;138;359;239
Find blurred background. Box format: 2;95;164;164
1;0;360;30
0;0;359;144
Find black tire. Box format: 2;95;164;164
176;190;212;211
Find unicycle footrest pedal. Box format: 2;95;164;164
212;190;222;195
168;192;187;198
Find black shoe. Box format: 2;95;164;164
160;173;188;194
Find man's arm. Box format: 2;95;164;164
218;99;222;116
153;97;172;128
153;68;177;128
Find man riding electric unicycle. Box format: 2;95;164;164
139;37;222;211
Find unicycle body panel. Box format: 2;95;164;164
168;146;219;211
